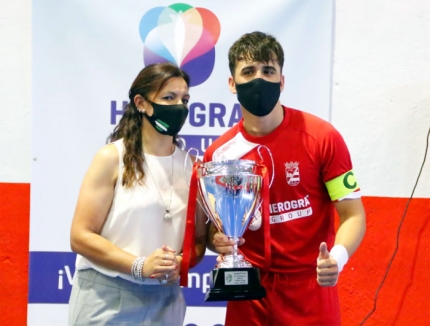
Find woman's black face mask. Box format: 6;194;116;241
143;101;189;136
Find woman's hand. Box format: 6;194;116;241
142;245;179;284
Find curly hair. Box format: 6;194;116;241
107;62;190;188
228;31;284;75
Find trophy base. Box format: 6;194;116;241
204;267;266;302
205;286;267;302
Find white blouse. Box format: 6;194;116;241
75;138;192;284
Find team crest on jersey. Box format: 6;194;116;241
285;161;300;186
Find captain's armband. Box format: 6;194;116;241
325;170;360;201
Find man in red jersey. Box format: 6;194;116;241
204;31;366;326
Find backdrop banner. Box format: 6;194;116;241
29;1;334;325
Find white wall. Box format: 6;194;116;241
0;0;32;183
2;1;429;189
332;0;430;198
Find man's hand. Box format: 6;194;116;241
212;232;245;254
316;242;339;287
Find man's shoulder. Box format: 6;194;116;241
286;107;338;138
288;107;331;127
204;124;241;160
212;124;241;146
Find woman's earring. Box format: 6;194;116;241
137;107;145;113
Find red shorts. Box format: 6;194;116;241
225;272;340;326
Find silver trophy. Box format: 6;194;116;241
195;159;267;301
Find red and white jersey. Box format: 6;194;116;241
203;106;361;274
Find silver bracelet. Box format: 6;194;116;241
131;257;146;284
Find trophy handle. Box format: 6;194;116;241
183;148;212;224
196;189;214;226
257;145;275;188
184;147;200;188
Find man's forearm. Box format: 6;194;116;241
335;214;366;257
334;198;366;257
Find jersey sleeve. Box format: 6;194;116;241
319;126;361;201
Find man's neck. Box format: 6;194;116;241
242;103;284;136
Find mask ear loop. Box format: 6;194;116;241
257;145;275;187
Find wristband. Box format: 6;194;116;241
329;245;348;273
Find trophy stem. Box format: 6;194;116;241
229;236;240;268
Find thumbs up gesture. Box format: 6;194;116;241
316;242;339;287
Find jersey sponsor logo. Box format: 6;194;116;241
269;195;311;214
269;195;312;224
270;207;313;224
285;161;300;186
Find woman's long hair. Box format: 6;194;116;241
107;62;190;188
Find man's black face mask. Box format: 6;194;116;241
235;78;281;117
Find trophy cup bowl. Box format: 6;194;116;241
196;159;266;301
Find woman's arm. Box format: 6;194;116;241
70;144;138;274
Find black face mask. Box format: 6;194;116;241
235;78;281;117
143;101;189;136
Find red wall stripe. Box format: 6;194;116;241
339;196;430;325
0;183;30;326
0;187;428;325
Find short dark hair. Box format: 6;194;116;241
228;31;284;75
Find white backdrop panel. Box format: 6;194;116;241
30;1;334;325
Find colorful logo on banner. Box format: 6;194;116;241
139;3;221;87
